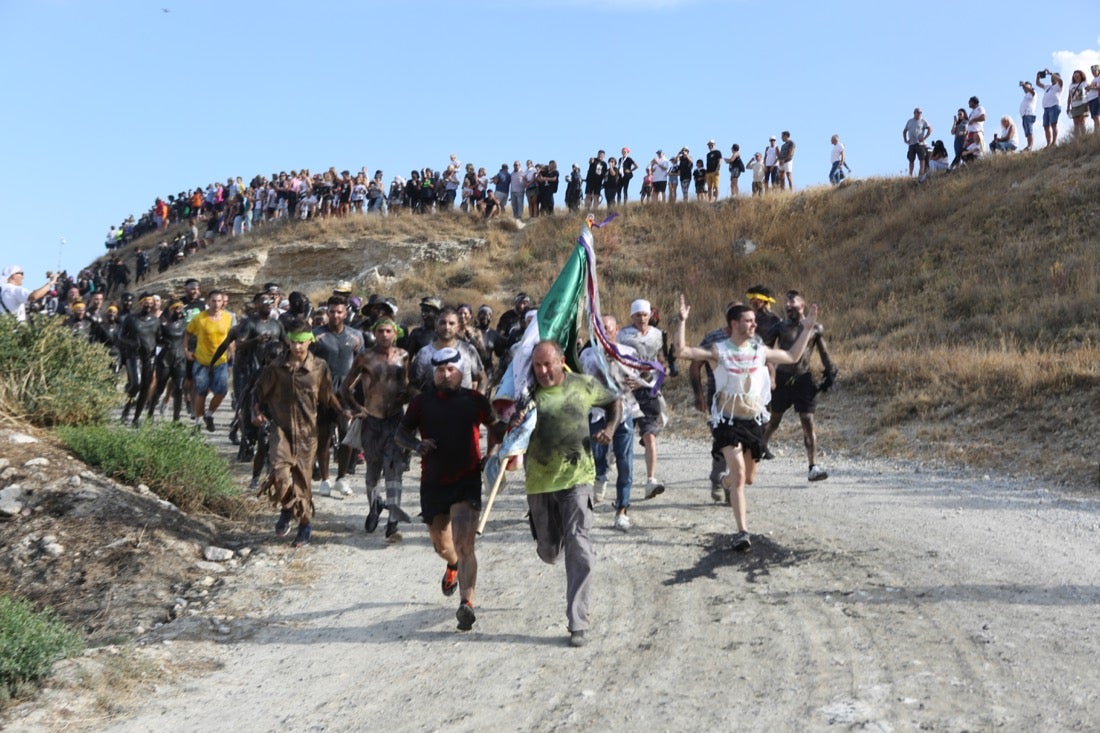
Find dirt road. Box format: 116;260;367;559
13;433;1100;732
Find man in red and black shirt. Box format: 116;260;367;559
396;347;503;632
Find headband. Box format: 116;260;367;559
371;317;397;332
287;331;315;343
746;291;776;304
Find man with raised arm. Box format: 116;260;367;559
674;294;818;552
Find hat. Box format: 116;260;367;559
656;149;663;155
514;291;532;305
477;304;493;315
348;296;362;311
430;347;463;367
333;280;353;295
2;265;21;280
420;296;443;312
630;299;651;316
769;135;777;141
707;139;716;145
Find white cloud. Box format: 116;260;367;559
1050;37;1100;80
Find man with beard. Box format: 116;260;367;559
311;295;366;497
211;293;286;458
401;296;441;359
474;305;498;375
413;307;486;394
763;290;837;483
342;318;413;540
118;293;161;427
396;347;502;631
148;299;189;422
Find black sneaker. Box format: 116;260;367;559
292;523;311;547
274;509;294;537
203;414;215;432
729;531;752;552
762;446;775;460
456;601;476;631
384;520;401;541
364;496;384;533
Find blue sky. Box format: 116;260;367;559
1;0;1097;289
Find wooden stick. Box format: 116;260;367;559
477;453;515;535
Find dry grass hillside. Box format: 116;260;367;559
102;135;1100;490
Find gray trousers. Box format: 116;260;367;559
527;484;594;633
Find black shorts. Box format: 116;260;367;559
711;419;765;462
652;181;667;194
420;477;482;525
907;143;929;162
770;372;818;415
633;388;664;437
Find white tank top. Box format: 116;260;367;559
710;338;770;425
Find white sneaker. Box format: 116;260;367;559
614;513;631;531
644;477;665;500
594;480;607;502
317;480;333;496
334;478;352;496
808;464;829;482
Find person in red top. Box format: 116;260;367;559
396;347;502;632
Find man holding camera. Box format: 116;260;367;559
1036;69;1063;147
1019;81;1038;151
902;108;932;177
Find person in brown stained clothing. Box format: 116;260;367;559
253;318;346;547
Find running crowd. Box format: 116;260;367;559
902;64;1100;179
2;265;839;646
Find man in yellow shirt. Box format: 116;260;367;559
186;289;233;431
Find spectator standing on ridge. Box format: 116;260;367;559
725;144;745;197
618;147;638;203
650;150;671;203
966;96;987;153
508;161;526;218
705;139;723;200
584;151;607;210
903;108;932;177
1087;64;1100;134
1019;81;1038;151
1067;69;1090;137
1036;68;1063;146
763;136;780;192
829;135;848;185
777;132;796;190
746;152;766;197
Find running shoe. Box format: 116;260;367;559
316;480;333;497
594;480;608;503
569;630;588;648
710;482;724;503
385;520;401;542
292;523;311;547
808;464;829;482
364;496;384;533
274;509;294;537
334;478;353;496
441;564;458;596
249;477;260;491
203;414;215;432
456;601;476;631
729;531;752;552
644;478;665;500
613;513;631;532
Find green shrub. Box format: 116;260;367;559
0;314;120;427
0;595;83;702
57;422;238;512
